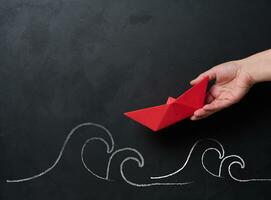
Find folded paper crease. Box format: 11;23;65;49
124;77;209;131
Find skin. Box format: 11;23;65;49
190;49;271;120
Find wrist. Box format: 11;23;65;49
237;49;271;84
237;59;258;85
234;59;257;86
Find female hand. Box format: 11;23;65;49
190;61;254;120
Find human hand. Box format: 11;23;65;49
190;61;254;120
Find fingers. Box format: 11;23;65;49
203;99;232;111
190;88;216;120
190;107;219;120
190;67;217;85
190;99;232;121
190;108;214;120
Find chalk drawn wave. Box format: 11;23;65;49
6;122;271;186
6;122;191;186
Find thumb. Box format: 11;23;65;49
190;67;217;85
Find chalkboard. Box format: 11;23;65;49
1;0;271;199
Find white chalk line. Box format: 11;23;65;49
120;157;193;187
6;122;114;183
151;138;271;183
6;122;271;185
80;127;193;186
81;137;113;181
221;155;271;182
6;122;193;186
151;138;224;180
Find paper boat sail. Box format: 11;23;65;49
124;77;209;131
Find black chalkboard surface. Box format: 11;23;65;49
1;0;271;199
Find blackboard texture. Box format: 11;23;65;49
1;0;271;199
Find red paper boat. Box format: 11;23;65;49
124;77;209;131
